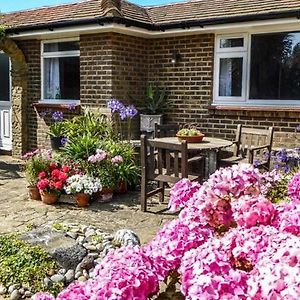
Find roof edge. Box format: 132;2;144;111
5;9;300;35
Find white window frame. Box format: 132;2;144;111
40;38;80;104
214;34;248;103
213;30;300;107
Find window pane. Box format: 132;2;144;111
220;38;244;48
250;32;300;100
0;53;10;101
44;41;79;52
219;57;243;97
43;57;80;100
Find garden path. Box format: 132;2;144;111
0;156;174;244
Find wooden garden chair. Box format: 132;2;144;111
218;125;274;170
154;123;180;138
140;135;200;212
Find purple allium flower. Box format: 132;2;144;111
107;99;125;113
52;111;64;122
68;103;77;111
39;110;49;118
61;137;68;146
253;159;261;168
125;105;138;119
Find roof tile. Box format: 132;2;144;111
1;0;300;30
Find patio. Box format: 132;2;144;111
0;156;173;244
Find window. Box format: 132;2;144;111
41;40;80;103
214;35;247;102
214;31;300;106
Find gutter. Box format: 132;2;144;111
5;9;300;34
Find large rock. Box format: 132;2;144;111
20;226;87;270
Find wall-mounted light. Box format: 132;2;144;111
171;50;182;64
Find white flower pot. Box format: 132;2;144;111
140;114;162;133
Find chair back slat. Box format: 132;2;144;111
155;123;180;138
236;126;274;165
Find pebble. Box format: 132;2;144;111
8;285;19;294
96;243;103;251
82;269;89;278
75;271;82;280
10;290;20;300
66;232;78;239
65;269;75;283
87;252;99;259
75;263;82;273
50;274;65;283
85;229;95;238
76;236;85;244
0;285;7;295
78;276;87;282
94;258;102;265
80;256;94;270
18;288;25;295
83;243;97;251
24;291;33;298
58;268;66;275
43;277;52;288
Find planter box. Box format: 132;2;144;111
140;114;162;133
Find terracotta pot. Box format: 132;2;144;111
92;188;114;203
28;186;41;200
40;191;59;205
116;181;127;194
101;187;114;194
75;193;90;207
176;133;205;143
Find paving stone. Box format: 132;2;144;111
0;158;174;244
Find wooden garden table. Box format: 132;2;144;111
152;136;233;178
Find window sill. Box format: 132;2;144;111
209;105;300;112
32;102;81;112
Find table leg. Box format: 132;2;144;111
205;150;218;178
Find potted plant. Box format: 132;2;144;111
64;174;102;207
48;111;66;150
140;82;169;133
22;149;51;200
37;164;69;204
176;128;205;143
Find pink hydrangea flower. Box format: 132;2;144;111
168;179;201;211
33;293;55;300
288;171;300;203
143;218;213;280
232;196;275;228
273;203;300;236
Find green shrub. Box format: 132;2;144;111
0;235;62;295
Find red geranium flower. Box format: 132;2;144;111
51;169;61;179
50;163;57;171
37;178;49;190
54;181;63;190
38;171;47;179
58;172;68;182
62;165;71;173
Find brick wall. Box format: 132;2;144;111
147;34;300;148
16;40;41;151
14;32;300;152
148;34;214;132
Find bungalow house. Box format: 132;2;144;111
1;0;300;156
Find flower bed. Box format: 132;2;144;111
22;107;140;205
33;164;300;299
